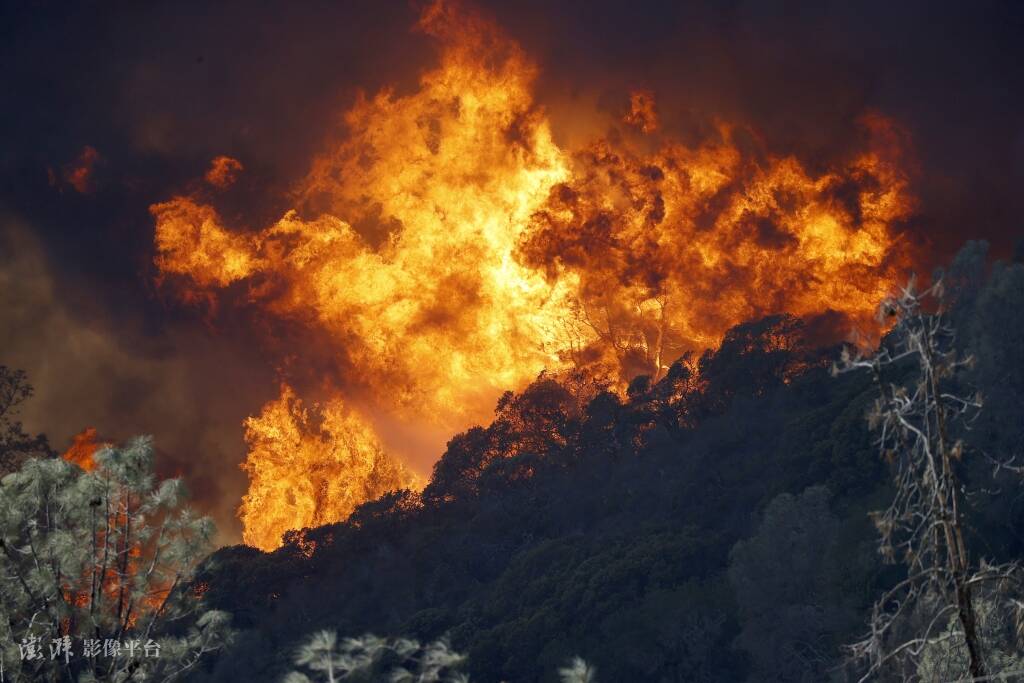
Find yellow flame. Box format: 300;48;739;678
239;385;419;551
152;1;915;550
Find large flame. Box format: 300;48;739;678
239;385;420;551
62;427;106;472
152;1;914;550
520;111;912;367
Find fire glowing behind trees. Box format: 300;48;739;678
151;1;916;550
61;427;106;472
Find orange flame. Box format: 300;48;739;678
204;155;243;189
239;385;420;550
62;145;100;194
151;1;915;550
59;437;171;628
521;112;913;364
62;427;106;472
623;90;659;133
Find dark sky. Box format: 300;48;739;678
2;0;1022;542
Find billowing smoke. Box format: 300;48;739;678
0;217;274;542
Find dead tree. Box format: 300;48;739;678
571;294;673;383
834;278;1024;682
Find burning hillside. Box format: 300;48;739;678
151;0;915;550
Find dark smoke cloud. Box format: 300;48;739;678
0;218;276;542
2;0;1022;542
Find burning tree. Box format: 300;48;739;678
835;279;1024;680
0;436;231;682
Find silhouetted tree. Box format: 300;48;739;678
729;486;861;682
0;366;52;474
696;314;820;416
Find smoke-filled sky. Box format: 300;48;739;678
2;0;1023;543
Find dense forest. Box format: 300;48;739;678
161;241;1022;682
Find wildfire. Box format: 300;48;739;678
238;385;419;551
623;90;659;133
60;433;172;627
62;427;107;471
521;111;912;368
151;0;915;550
204;155;243;189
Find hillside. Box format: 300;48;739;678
193;243;1024;682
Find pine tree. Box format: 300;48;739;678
0;436;232;682
281;632;467;683
281;629;597;683
0;366;52;475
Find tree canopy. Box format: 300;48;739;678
0;437;232;682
